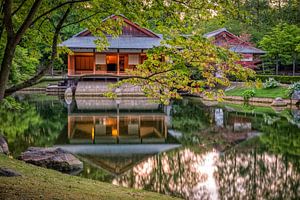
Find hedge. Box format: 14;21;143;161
254;75;300;84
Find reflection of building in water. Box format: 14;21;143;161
67;97;168;144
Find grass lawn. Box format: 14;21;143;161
0;155;179;200
31;80;60;88
225;86;289;99
222;103;277;114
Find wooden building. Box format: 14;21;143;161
60;16;265;78
204;28;265;69
60;15;162;77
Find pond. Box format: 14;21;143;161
0;94;300;199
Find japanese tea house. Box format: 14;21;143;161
60;15;162;77
60;15;265;78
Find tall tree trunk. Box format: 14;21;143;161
293;57;296;76
0;0;16;100
0;0;42;101
276;59;279;75
0;38;17;99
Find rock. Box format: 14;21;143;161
271;97;287;107
292;90;300;100
0;135;9;155
0;168;21;177
19;147;83;173
64;87;74;97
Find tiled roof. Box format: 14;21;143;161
59;35;162;49
229;45;265;54
203;28;228;38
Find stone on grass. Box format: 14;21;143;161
292;90;300;100
271;97;287;107
0;168;21;177
19;147;83;173
0;135;9;155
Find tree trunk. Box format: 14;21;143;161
0;38;17;100
0;0;42;101
276;59;279;75
293;57;296;76
4;6;72;97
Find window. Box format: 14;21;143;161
128;54;140;65
95;54;106;65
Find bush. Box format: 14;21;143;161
242;89;256;102
255;75;300;84
263;78;280;89
287;82;300;97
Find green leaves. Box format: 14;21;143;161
110;34;254;103
259;23;300;65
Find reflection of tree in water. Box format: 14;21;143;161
216;149;300;199
171;99;211;134
0;97;67;156
113;148;219;200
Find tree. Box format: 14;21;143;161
0;0;93;100
259;23;300;75
0;0;253;101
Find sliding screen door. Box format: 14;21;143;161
75;56;94;71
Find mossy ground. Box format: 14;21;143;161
0;155;179;200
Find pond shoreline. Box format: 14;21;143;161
0;155;179;200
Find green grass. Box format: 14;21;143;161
221;103;277;114
225;86;289;99
0;155;179;200
31;80;60;88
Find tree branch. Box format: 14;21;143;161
5;6;72;96
3;0;14;37
62;11;100;28
12;0;27;16
30;0;90;27
15;0;42;44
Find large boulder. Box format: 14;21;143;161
19;147;83;173
271;97;287;107
0;135;9;155
292;90;300;100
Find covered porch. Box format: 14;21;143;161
68;51;147;76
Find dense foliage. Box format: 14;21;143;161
259;23;300;71
255;75;300;83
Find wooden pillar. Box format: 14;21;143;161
68;117;71;139
117;50;120;75
68;54;71;76
93;49;96;74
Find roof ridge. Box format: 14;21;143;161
203;28;228;37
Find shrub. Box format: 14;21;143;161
242;89;256;102
263;78;279;89
287;82;300;97
255;75;300;84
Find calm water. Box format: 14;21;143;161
0;94;300;199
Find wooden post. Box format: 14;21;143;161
68;54;70;76
117;50;120;75
93;49;96;74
